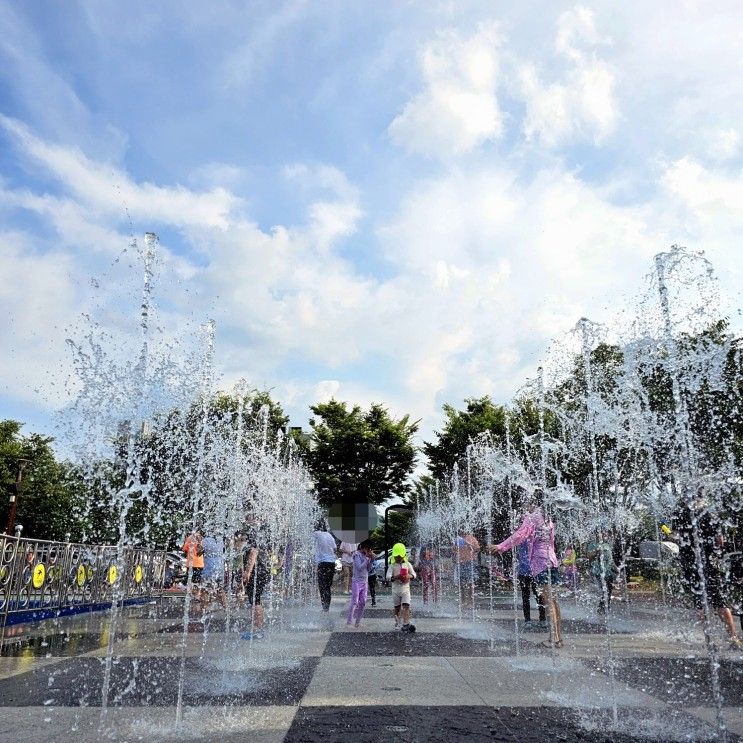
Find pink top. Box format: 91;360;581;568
496;508;558;576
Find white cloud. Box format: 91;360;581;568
706;128;741;161
0;232;80;406
519;6;617;147
0;116;239;229
388;22;503;157
4;1;743;453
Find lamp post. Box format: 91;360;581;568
4;459;31;536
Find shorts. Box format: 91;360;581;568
534;567;561;586
190;567;203;584
459;562;476;583
202;564;224;584
682;563;727;610
245;575;267;606
392;587;411;607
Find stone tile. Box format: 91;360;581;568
594;656;743;707
285;706;716;742
105;630;330;658
322;630;526;657
0;656;64;680
446;656;663;709
0;655;319;707
301;656;483;706
0;705;297;743
688;705;743;739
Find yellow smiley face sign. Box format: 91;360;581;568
32;564;45;589
76;564;86;587
134;565;143;584
108;565;118;585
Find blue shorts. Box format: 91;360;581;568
459;562;476;583
534;567;560;586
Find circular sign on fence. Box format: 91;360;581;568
108;565;118;585
134;565;143;584
76;564;86;587
32;564;45;589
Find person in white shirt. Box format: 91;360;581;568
313;518;338;612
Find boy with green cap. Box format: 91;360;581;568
385;542;416;631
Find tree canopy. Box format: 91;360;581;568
304;399;418;508
0;420;82;541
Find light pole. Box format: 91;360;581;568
4;459;31;536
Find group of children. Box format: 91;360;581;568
343;539;417;632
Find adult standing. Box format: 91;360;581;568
517;541;546;628
672;494;742;650
489;494;563;648
242;522;269;639
201;531;227;611
182;528;204;609
313;518;337;612
340;549;353;594
586;531;617;614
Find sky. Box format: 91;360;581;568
1;1;743;453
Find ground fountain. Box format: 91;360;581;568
415;245;742;741
45;232;320;738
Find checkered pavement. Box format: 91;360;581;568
0;590;741;742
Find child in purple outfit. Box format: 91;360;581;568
346;540;375;627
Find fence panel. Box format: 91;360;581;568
0;536;168;630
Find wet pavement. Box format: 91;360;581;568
0;589;741;741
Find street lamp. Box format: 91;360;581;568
4;458;31;536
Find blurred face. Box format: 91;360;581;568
395;554;404;563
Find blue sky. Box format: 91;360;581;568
2;1;743;449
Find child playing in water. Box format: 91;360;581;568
416;543;437;604
346;540;375;627
386;542;417;631
489;492;564;648
562;545;579;592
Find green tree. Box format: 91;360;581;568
305;399;418;508
0;420;83;541
424;396;551;481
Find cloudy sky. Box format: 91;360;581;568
2;1;742;449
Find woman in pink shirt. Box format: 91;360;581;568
489;495;563;648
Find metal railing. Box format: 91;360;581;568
0;534;167;628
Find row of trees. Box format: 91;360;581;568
0;393;420;546
4;315;741;546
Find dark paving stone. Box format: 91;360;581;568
336;608;403;619
485;617;634;635
323;631;531;657
594;656;743;707
284;706;722;743
157;618;257;633
0;655;318;707
0;631;135;657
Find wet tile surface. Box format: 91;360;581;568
321;630;532;657
0;655;319;707
284;706;721;743
594;656;743;706
1;596;741;741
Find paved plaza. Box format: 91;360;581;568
0;590;741;742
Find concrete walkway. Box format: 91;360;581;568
0;589;741;742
